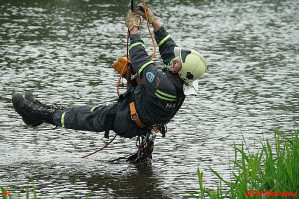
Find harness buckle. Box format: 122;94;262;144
131;113;138;121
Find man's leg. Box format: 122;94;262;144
52;103;116;132
12;92;115;132
12;92;144;139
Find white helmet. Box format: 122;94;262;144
174;47;207;85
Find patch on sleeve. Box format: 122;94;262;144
146;72;155;83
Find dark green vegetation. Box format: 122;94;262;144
188;130;299;199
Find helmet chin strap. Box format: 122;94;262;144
163;67;177;74
162;68;184;85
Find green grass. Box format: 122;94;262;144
1;178;94;199
1;179;38;199
187;130;299;199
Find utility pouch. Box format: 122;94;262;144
112;56;142;84
112;56;130;79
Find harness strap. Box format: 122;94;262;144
129;102;146;129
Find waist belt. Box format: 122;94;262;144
129;102;146;129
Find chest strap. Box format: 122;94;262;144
129;102;146;129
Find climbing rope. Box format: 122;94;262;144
116;0;156;96
81;134;117;158
142;0;156;60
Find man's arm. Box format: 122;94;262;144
125;11;154;79
152;19;161;31
136;5;178;66
129;26;139;35
126;12;180;103
153;22;177;67
128;28;154;80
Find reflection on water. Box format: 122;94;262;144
0;0;298;198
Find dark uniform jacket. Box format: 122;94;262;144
129;26;185;126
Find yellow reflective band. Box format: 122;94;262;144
158;34;171;47
138;60;154;76
91;106;98;112
129;42;146;51
155;90;177;101
156;89;177;99
155;92;177;101
61;112;66;128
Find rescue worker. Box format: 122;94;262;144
12;6;207;140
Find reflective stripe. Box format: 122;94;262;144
158;34;171;47
155;89;177;101
155;93;177;101
61;112;66;128
129;42;146;51
156;89;177;98
91;106;98;112
138;60;154;76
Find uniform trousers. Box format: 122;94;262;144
52;94;144;138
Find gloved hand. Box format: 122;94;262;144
125;10;140;31
136;4;156;24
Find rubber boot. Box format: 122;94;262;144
12;92;59;126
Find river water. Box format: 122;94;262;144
0;0;298;198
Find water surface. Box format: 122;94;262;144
0;0;298;198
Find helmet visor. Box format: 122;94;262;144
174;47;192;63
174;47;180;58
